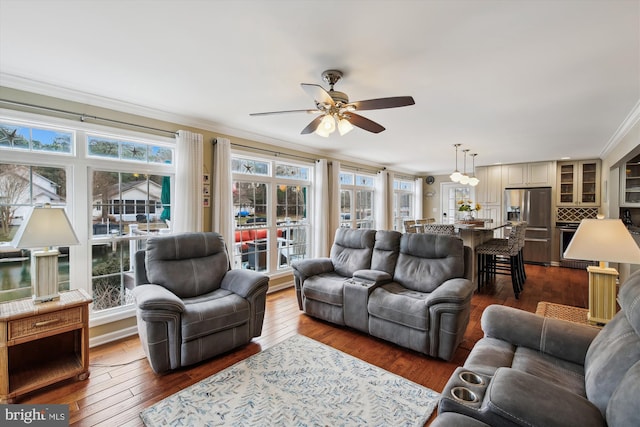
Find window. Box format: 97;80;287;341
339;171;375;229
392;178;415;231
232;154;312;273
0;163;69;302
0;114;175;319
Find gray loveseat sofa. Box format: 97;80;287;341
292;228;474;361
133;232;269;374
434;269;640;427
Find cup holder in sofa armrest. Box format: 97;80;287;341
451;386;479;403
438;366;493;424
459;371;485;386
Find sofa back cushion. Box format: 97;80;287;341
371;230;402;274
330;228;376;277
393;233;464;292
585;270;640;418
145;232;229;298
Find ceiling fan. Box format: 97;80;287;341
250;69;415;137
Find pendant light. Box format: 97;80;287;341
449;144;463;182
459;149;470;185
468;153;480;186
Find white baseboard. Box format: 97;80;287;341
90;325;138;348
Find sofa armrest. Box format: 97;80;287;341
291;257;334;279
426;278;475;306
353;269;392;285
485;368;604;427
221;269;269;298
481;305;599;365
132;284;185;313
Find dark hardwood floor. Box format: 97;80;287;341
21;265;589;426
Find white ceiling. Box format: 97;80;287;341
1;0;638;174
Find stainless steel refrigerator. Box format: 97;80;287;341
504;187;552;265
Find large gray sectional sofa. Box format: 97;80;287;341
291;228;475;361
433;269;640;427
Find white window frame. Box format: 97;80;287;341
339;170;376;229
0;109;175;326
231;151;313;276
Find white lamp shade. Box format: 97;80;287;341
315;114;336;137
450;171;462;182
564;219;640;264
337;118;354;135
12;206;79;249
468;176;479;186
459;174;470;185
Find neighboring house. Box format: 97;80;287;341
0;165;63;226
92;180;164;223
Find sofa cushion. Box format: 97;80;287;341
330;228;376;277
606;360;640;427
368;282;429;331
146;232;228;298
181;289;249;342
511;346;586;396
302;272;346;306
584;270;640;418
393;233;464;293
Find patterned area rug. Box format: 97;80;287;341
140;335;439;426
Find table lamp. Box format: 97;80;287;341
563;217;640;324
11;204;79;303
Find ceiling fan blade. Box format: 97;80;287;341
301;83;335;106
250;109;319;116
347;113;385;133
301;115;325;134
348;96;415;111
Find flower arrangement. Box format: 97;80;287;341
458;200;481;212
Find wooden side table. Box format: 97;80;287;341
0;289;92;403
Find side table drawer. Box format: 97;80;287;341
8;307;83;340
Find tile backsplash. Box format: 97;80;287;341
556;207;599;222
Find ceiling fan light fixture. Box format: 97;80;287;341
315;114;336;137
337;117;354;135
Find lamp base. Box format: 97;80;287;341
586;265;618;325
31;250;60;304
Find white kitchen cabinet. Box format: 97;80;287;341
621;154;640;206
475;165;502;205
557;160;601;206
502;162;555;188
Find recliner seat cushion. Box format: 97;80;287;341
181;289;249;342
302;272;345;306
368;282;429;331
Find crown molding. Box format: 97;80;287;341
0;73;415;176
600;98;640;159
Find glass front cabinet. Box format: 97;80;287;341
556;160;601;206
622;154;640;206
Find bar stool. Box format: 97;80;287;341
476;222;527;298
423;224;456;235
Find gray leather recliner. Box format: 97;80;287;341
436;269;640;427
133;232;269;374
